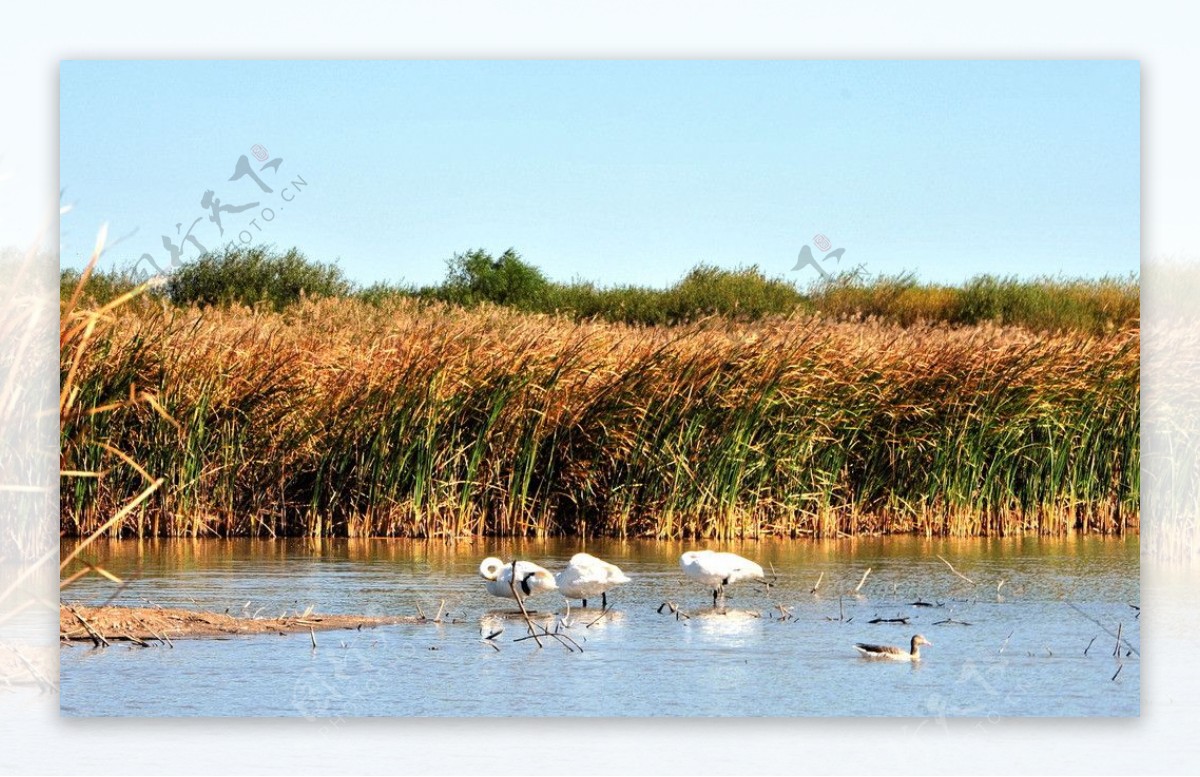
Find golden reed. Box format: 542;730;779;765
61;297;1139;539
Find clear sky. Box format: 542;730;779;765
59;60;1139;288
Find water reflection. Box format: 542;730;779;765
560;608;627;634
683;608;762;642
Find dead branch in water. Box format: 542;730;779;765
935;555;975;585
933;617;972;626
855;568;872;594
758;563;779;593
999;630;1014;654
147;626;173;648
479;623;503;651
122;632;150;647
657;601;690;621
513;626;583;652
868;615;910;624
507;561;542;649
811;571;823;594
1066;603;1139;657
1084;636;1097;656
64;603;110;648
822;595;852;623
584;607;613;629
496;565;578;652
1113;623;1123;657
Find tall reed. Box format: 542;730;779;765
60;297;1140;539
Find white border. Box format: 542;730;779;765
3;2;1198;774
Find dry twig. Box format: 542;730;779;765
935;555;975;585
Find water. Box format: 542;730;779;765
59;535;1139;717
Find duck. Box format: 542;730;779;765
555;552;631;609
478;557;558;601
854;634;932;661
679;550;765;606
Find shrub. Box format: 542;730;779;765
809;272;1139;334
953;275;1140;332
540;265;806;326
60;267;148;306
356;281;418;307
165;246;351;310
665;264;806;323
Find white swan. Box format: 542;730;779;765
679;550;765;606
854;635;932;662
478;557;558;601
555;552;631;608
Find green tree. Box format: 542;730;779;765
441;248;550;309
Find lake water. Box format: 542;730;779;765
59;535;1139;717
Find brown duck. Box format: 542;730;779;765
854;634;932;661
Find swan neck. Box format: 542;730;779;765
479;558;502;581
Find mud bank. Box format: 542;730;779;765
60;604;420;643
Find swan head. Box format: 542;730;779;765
479;556;505;581
679;550;708;568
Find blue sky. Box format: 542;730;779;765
60;60;1139;288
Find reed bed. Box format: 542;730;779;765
60;297;1139;540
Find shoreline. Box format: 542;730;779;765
58;524;1141;541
